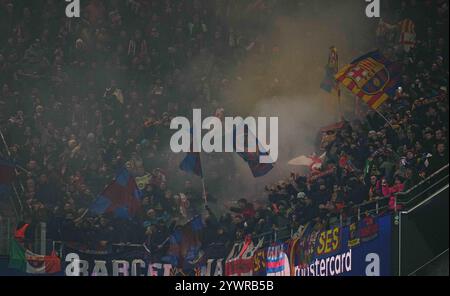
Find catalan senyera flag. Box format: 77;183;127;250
320;46;339;93
399;19;416;52
335;50;401;110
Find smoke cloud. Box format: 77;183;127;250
171;0;380;207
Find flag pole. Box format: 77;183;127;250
74;208;89;223
198;152;207;205
335;46;342;119
0;128;11;156
372;107;403;160
337;87;342;119
201;177;208;205
374;108;396;130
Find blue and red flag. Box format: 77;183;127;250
166;216;204;268
89;168;142;219
179;128;203;177
238;149;274;177
180;152;203;177
234;127;274;178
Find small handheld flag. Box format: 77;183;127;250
320;46;339;93
179;127;203;177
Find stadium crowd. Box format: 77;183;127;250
0;0;448;262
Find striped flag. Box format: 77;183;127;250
320;46;339;93
399;19;416;52
233;127;274;178
335;50;401;110
266;244;290;276
89;168;142;219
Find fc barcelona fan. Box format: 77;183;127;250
428;142;449;174
229;198;256;221
0;0;447;267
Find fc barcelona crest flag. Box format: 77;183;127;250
335;50;401;109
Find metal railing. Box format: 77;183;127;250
395;164;449;276
395;164;449;209
234;195;392;247
8;166;447;259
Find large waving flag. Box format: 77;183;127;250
89;168;142;219
237;149;274;177
234;127;274;178
335;50;401;109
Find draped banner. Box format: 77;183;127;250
61;246;166;276
288;214;391;276
1;214;391;276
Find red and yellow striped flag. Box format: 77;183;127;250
335;50;401;110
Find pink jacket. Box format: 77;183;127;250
388;183;404;210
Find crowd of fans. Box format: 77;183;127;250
0;0;448;261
